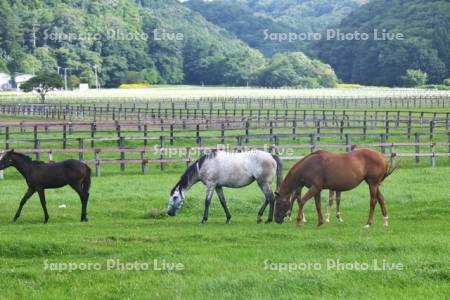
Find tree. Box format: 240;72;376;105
20;73;63;103
401;69;428;87
257;52;337;88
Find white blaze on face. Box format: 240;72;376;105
168;188;184;211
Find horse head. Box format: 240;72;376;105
0;149;15;170
274;191;290;224
167;185;185;216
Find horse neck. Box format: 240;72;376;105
278;166;303;199
11;155;32;180
183;173;200;192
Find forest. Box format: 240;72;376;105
0;0;449;87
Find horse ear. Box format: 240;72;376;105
274;191;280;197
10;149;14;153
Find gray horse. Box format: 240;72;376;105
167;150;283;224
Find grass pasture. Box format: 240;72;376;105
0;162;449;299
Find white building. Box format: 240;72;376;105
0;73;12;90
14;72;34;91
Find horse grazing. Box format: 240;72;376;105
0;150;91;223
167;150;283;224
274;149;396;227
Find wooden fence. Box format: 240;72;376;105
1;96;450;120
0;141;448;179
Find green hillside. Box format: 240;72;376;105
315;0;450;86
185;0;367;56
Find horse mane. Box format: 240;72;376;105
11;151;33;162
170;150;217;195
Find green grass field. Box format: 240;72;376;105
0;162;449;299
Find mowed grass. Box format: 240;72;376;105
0;163;448;299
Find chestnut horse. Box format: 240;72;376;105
274;149;396;227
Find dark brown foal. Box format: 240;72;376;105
0;150;91;223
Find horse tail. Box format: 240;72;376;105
383;155;398;181
271;154;283;190
83;164;92;194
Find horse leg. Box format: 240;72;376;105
314;192;324;227
215;186;231;224
70;182;89;222
377;188;388;226
201;186;215;224
295;189;307;222
296;186;319;226
256;180;274;224
287;189;301;221
37;189;49;224
326;190;334;223
257;199;269;224
336;191;343;222
364;184;379;228
13;188;35;222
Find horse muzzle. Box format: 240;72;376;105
167;208;176;217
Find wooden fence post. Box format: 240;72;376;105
5;126;9;149
78;138;84;160
430;143;436;167
144;124;148;147
221;123;225;144
345;134;351;152
141;151;147;173
415;133;420;163
310;134;316;153
160;136;165;171
119;137;125;171
170;124;174;145
90;123;96;148
245;121;250;143
63;125;67;149
380;134;386;154
95;149;101;176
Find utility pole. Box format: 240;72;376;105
32;19;38;75
93;65;99;91
63;67;72;90
57;66;61;75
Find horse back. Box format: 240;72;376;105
30;159;89;188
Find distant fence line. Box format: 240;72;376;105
1;94;450;108
1;101;450;123
0;95;450;119
0;140;448;179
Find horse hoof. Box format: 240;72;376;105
338;218;344;223
256;219;262;224
317;222;323;227
325;218;330;223
226;219;231;224
363;224;371;229
200;220;207;224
